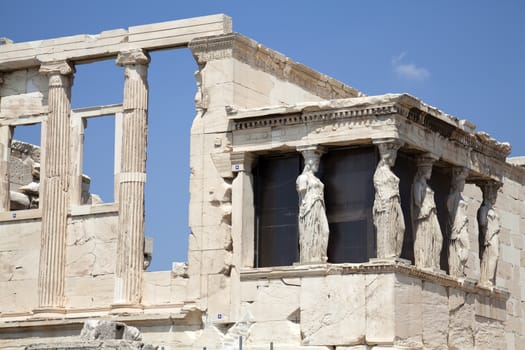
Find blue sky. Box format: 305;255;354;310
1;1;524;270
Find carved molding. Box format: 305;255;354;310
234;104;397;131
116;49;150;66
39;60;75;76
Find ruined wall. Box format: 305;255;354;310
0;219;41;314
186;32;360;324
237;270;506;350
494;168;525;349
0;68;48;117
1;16;524;350
65;213;119;309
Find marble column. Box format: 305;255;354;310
447;167;470;278
36;60;75;314
113;49;150;310
0;124;12;212
297;145;329;264
0;75;9;212
372;139;404;260
477;180;501;288
411;154;443;270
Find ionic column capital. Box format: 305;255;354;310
231;152;255;173
39;60;75;76
116;49;150;67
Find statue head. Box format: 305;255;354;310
482;181;501;206
416;156;435;181
298;145;325;174
303;150;321;173
451;167;469;193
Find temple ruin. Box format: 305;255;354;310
1;14;524;349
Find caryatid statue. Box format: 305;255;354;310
373;140;405;259
447;167;470;278
411;155;443;270
296;146;329;264
478;181;501;287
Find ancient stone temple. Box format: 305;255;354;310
0;14;524;350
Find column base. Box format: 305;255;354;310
477;281;495;291
369;257;411;265
110;303;144;315
31;307;66;319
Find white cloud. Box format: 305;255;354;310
392;52;430;81
395;63;430;80
391;52;406;66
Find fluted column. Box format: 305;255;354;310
35;60;74;314
112;49;150;310
0;75;9;212
0;125;12;212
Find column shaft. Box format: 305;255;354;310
37;61;74;311
114;50;150;307
0;125;12;212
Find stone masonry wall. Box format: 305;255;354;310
187;33;358;324
494;174;525;349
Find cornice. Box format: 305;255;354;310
231;95;511;162
233;103;397;131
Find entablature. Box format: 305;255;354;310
0;14;232;71
229;93;511;181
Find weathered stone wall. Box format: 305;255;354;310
433;168;525;349
65;213;119;309
494;173;525;349
1;16;524;350
223;269;505;349
0;219;41;314
186;32;358;324
0;68;48;117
